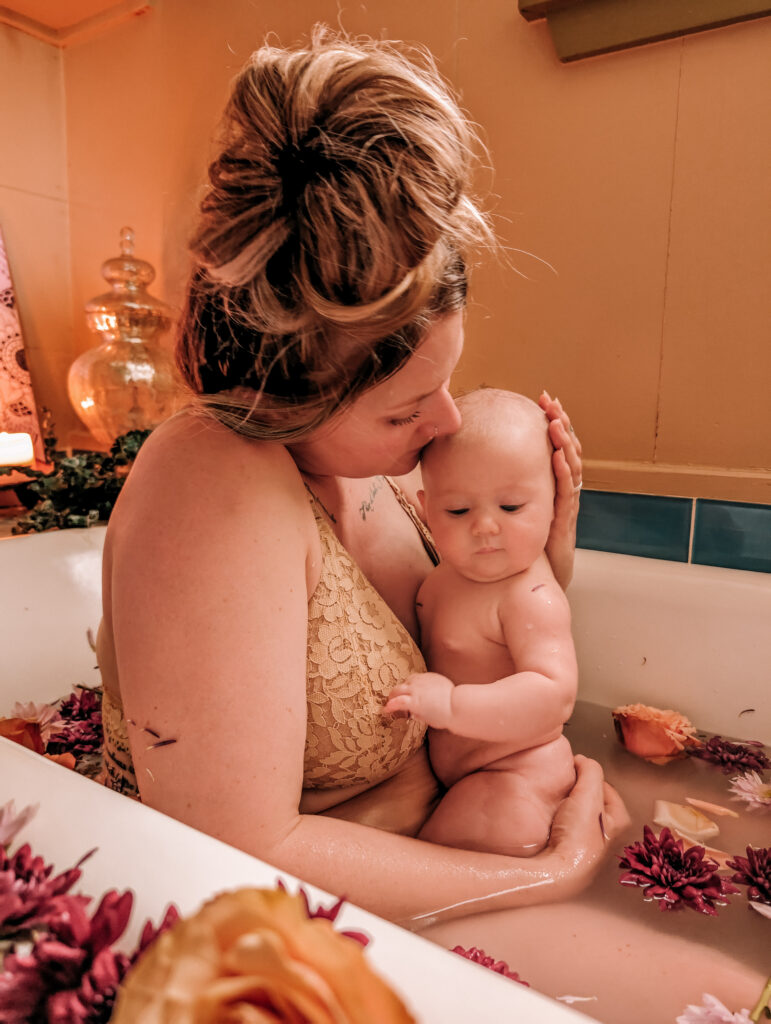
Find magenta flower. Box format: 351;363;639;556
130;903;180;963
451;945;529;985
690;736;770;775
0;844;90;937
46;688;103;760
727;846;771;906
0;889;162;1024
46;947;131;1023
278;881;370;948
618;826;739;915
56;688;102;725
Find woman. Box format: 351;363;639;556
97;27;627;926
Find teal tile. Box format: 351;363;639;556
692;500;771;574
577;490;691;562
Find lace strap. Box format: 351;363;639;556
383;476;440;566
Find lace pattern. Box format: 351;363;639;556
303;497;427;788
101;488;428;797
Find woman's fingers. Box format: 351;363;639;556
540;391;583;482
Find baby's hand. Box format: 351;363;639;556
383;672;454;729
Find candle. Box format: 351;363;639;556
0;432;34;467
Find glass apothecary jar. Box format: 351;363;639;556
67;227;184;446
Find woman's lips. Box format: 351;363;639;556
475;546;502;554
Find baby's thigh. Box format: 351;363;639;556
418;769;556;858
488;735;576;804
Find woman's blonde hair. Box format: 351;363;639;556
177;25;493;440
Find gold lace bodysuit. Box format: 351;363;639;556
102;478;435;798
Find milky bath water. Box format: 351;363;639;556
420;700;770;1023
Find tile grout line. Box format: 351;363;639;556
687;497;696;564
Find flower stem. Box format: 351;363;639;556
750;975;771;1022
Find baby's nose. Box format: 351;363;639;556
471;513;500;536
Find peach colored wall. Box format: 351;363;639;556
0;24;75;440
6;2;771;498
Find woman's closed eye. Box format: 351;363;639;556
390;410;421;426
500;504;522;513
446;507;469;516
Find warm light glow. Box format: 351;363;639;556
80;396;95;409
0;431;34;468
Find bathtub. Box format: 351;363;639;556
1;526;769;1021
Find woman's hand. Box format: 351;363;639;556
545;755;630;900
539;391;583;590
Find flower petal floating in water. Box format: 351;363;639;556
749;900;771;920
612;703;700;764
653;801;720;843
729;771;771;811
618;826;739;915
451;945;529;986
691;736;771;775
726;846;771;906
0;800;38;848
685;797;739;819
675;992;751;1023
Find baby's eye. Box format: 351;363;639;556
390;410;421;426
446;508;469;517
500;504;522;513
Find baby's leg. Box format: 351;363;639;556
419;736;576;858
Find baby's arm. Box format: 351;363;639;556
384;579;577;747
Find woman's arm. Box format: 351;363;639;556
539;391;583;590
108;417;625;926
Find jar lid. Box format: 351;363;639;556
85;227;173;340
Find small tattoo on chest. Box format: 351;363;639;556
359;476;385;520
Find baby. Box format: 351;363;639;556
384;389;578;857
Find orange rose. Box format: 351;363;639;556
112;888;416;1024
0;717;45;754
612;703;700;764
44;752;77;769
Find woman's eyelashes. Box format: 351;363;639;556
389;410;421;426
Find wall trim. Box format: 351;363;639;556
583;458;771;503
0;1;151;48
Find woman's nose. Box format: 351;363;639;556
424;386;461;439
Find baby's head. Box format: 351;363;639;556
419;389;555;582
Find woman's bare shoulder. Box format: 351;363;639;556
117;410;305;516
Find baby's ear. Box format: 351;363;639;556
416;489;426;520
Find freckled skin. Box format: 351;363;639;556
384;392;579;857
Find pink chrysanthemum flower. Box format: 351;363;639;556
0;887;177;1024
691;736;770;775
618;826;739;915
277;880;370;947
0;800;38;849
729;771;771;810
47;689;103;760
727;846;771;906
451;945;529;985
0;843;91;936
675;993;751;1023
8;702;63;747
